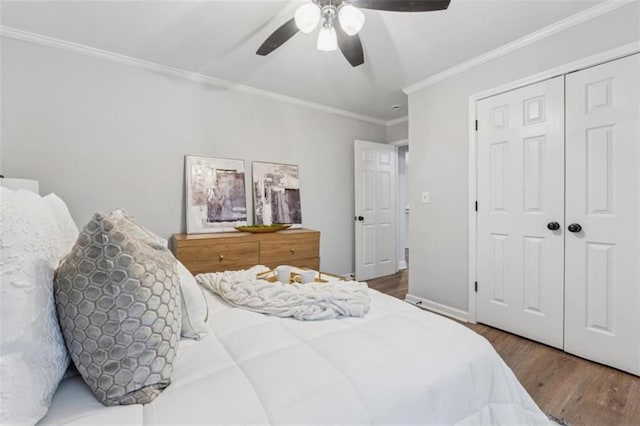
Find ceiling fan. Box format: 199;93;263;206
256;0;451;67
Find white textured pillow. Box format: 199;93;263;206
0;188;70;424
177;261;209;340
43;193;79;258
110;208;168;248
105;210;205;339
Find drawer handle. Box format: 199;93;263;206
290;248;295;254
219;255;224;261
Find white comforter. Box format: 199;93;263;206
196;266;370;320
40;289;550;425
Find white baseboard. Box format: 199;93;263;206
405;294;469;323
398;260;407;270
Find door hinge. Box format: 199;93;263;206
475;120;478;131
475;201;478;212
475;281;478;293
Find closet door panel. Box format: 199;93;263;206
476;76;565;348
565;53;640;375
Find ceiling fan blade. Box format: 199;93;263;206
335;22;364;67
343;0;450;12
256;18;299;56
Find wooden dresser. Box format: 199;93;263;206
171;229;320;274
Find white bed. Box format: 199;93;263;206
0;184;548;425
41;287;549;425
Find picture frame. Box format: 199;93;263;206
185;155;247;234
252;161;302;228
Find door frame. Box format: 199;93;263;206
391;138;409;271
467;41;640;323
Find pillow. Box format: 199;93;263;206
0;188;70;424
109;208;168;248
43;193;79;258
108;210;208;340
54;212;181;406
177;261;209;340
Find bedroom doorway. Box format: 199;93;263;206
354;140;398;281
365;140;409;300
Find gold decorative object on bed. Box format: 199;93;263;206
257;269;327;284
256;268;344;284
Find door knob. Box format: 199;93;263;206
355;216;364;221
547;222;560;231
568;223;582;233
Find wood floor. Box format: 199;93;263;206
367;269;640;426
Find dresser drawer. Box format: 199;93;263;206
260;235;320;264
172;229;320;274
177;241;259;274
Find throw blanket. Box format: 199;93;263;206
196;266;370;321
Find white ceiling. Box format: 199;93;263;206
1;0;604;121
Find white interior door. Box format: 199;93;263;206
354;140;397;281
476;77;565;349
564;54;640;375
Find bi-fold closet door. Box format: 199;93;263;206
476;76;565;349
476;54;640;375
564;54;640;375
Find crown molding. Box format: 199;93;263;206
404;0;635;94
385;116;408;127
0;25;389;126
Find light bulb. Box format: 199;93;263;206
295;3;321;33
317;26;337;51
338;4;365;36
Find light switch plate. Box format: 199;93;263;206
421;192;430;203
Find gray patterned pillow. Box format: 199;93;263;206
54;212;181;406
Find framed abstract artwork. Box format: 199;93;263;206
185;155;247;234
252;161;302;228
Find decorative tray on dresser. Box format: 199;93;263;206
171;228;320;275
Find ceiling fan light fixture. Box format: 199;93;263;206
257;0;451;66
317;25;337;51
338;4;365;36
294;3;321;33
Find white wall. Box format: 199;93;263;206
387;120;408;143
408;3;640;312
0;38;387;275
